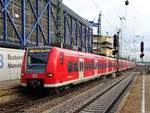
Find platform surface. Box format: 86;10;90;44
0;80;19;91
118;74;150;113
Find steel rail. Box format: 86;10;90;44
73;72;136;113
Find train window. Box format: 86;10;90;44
103;63;106;68
91;63;93;69
92;63;94;69
97;63;99;69
97;63;100;69
84;63;86;70
68;62;73;73
109;62;112;67
88;63;91;70
74;62;78;72
84;62;96;70
100;63;102;68
86;63;89;70
95;63;97;69
84;63;87;70
100;63;102;69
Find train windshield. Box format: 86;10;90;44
26;48;50;73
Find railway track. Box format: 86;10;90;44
43;71;137;113
72;73;136;113
0;74;112;113
0;71;135;113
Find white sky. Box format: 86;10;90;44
63;0;150;62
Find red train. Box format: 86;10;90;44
20;47;135;88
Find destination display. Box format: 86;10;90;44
29;49;50;53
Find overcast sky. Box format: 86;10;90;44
63;0;150;62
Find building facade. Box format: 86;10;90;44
93;35;113;57
0;0;93;52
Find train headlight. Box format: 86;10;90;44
21;73;24;77
47;73;53;77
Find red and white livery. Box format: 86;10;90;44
20;47;135;88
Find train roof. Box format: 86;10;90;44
27;46;134;63
53;47;117;60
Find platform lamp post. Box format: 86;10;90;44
118;0;129;57
116;30;121;75
97;12;102;55
119;16;126;58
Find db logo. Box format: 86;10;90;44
0;55;4;68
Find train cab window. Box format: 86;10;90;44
68;62;73;73
27;48;50;72
74;62;78;72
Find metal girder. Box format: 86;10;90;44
0;0;93;52
47;1;51;44
25;2;49;44
1;0;23;44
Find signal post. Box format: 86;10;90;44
140;41;144;74
113;30;120;77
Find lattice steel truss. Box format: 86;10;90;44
0;0;93;52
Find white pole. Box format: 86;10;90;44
142;74;145;113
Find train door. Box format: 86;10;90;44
95;59;98;76
79;58;84;80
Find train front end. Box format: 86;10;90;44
20;47;54;88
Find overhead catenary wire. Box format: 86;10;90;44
88;0;116;33
88;0;134;58
64;0;136;60
88;0;101;11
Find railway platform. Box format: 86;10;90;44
117;74;150;113
0;80;19;89
0;80;20;103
